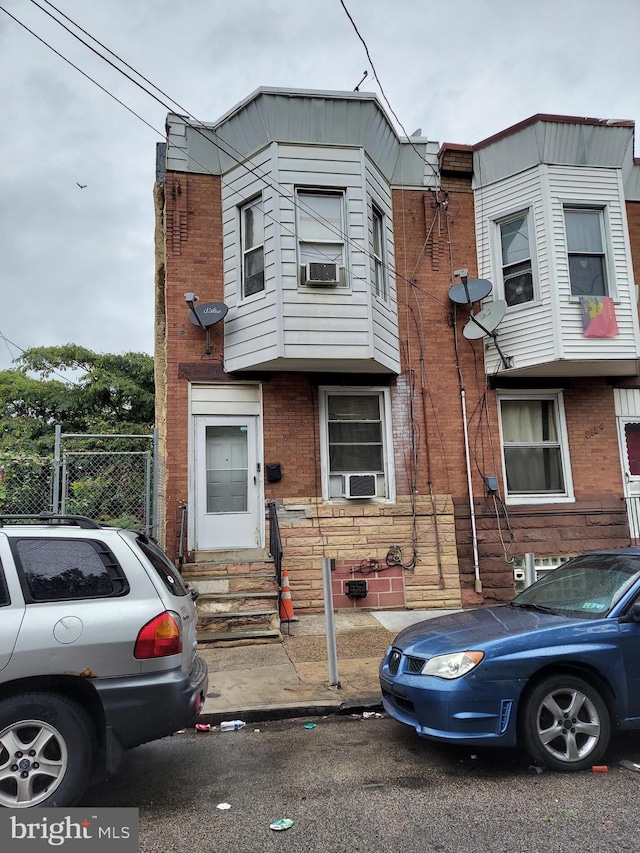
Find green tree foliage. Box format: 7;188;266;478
0;344;154;455
0;346;155;520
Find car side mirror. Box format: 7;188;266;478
621;601;640;623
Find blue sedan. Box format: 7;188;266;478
380;549;640;771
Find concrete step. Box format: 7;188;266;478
197;628;282;646
185;552;280;644
197;594;278;616
183;562;275;579
187;575;278;595
197;609;281;643
192;548;272;563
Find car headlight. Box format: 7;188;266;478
421;651;484;679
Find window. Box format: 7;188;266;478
13;538;128;601
297;190;345;285
0;561;8;606
499;394;573;502
320;389;393;499
372;205;387;299
240;197;264;297
564;208;607;296
136;535;189;597
498;212;534;307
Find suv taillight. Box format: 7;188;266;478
134;612;182;659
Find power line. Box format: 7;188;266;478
338;0;440;186
4;2;447;312
25;0;444;304
0;5;159;135
0;332;84;387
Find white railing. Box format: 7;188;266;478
625;496;640;543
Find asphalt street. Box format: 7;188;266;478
81;715;640;853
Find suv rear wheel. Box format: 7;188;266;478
0;693;95;807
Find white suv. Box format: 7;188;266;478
0;514;208;808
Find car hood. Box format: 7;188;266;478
392;605;590;656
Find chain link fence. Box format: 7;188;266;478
61;451;152;531
0;431;157;536
0;453;54;515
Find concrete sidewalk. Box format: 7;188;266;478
198;609;457;724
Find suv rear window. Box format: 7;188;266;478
13;538;128;601
136;536;189;597
0;560;8;606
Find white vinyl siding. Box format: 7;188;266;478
223;145;280;369
475;166;554;373
475;163;640;375
190;383;261;416
550;165;639;361
223;142;400;373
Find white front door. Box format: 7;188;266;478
194;415;262;550
617;416;640;541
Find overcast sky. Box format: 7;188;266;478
1;0;639;373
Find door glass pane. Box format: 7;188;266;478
205;426;248;513
625;423;640;476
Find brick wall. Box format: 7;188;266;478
276;496;462;612
161;171;226;555
627;201;640;298
454;377;629;607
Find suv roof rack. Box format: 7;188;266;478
0;513;102;529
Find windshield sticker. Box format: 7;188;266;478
582;602;607;611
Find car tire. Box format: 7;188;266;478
0;692;95;808
521;674;610;772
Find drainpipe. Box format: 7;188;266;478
460;389;482;593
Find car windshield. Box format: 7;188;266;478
511;554;640;619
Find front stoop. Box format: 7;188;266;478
182;550;282;645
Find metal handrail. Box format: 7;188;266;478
177;503;188;571
268;501;283;607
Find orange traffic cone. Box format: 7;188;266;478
279;569;297;622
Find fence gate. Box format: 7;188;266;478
54;429;157;537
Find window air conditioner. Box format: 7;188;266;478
344;473;377;499
305;262;340;286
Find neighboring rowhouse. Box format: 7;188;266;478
153;87;640;639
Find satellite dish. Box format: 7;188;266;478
463;300;507;340
448;278;493;305
189;302;228;329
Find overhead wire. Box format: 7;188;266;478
22;0;447;314
4;0;469;573
338;0;440;187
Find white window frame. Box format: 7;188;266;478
372;203;387;301
493;208;538;310
239;196;265;300
563;205;612;299
296;189;347;288
497;390;574;505
318;387;395;502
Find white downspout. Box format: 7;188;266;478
460;388;482;593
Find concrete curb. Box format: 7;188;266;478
197;696;383;726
